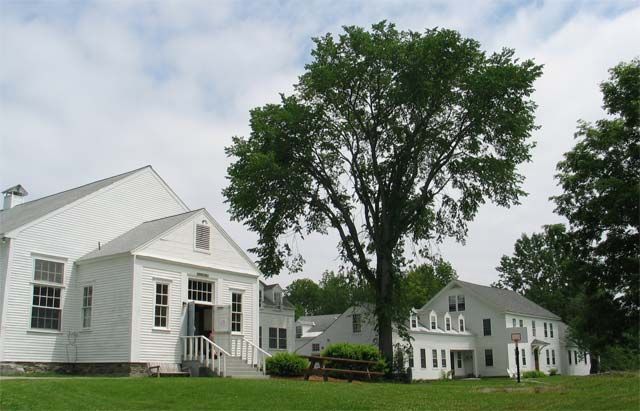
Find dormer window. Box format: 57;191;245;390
445;315;451;331
410;313;418;329
274;292;282;308
458;315;465;332
195;222;211;251
430;312;437;330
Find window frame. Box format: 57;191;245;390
268;327;278;349
81;285;93;329
549;322;554;338
153;281;170;329
278;328;287;349
187;278;214;304
352;313;362;333
458;315;465;332
546;349;550;365
432;349;438;368
295;325;302;338
441;349;446;368
30;257;66;332
448;295;457;312
312;343;320;353
457;295;465;311
544;322;548;338
552;349;556;365
457;352;462;368
445;315;451;331
532;320;536;337
484;349;494;367
483;318;492;336
231;292;243;333
521;348;526;366
420;348;427;369
410;313;418;329
430;312;437;330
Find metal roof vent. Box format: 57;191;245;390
2;184;28;210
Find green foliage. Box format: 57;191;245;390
284;278;323;318
265;352;309;377
224;21;542;362
321;342;387;374
404;259;457;309
600;343;640;372
549;368;558;376
522;370;547;378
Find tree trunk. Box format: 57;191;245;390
375;254;395;370
590;353;600;374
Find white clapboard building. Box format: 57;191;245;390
0;166;271;377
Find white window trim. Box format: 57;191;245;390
187;277;215;305
429;310;437;330
29;256;66;332
153;280;171;331
231;290;244;335
458;314;465;332
444;313;451;331
81;285;94;330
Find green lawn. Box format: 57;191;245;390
1;373;638;410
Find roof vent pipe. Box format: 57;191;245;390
2;185;28;210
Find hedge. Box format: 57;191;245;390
266;352;309;377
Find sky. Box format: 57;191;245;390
1;0;639;287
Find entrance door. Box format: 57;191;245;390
534;348;540;371
194;305;213;337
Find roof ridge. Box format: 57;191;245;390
142;208;201;224
1;165;151;212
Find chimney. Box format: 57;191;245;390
2;185;28;210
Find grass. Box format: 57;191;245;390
1;373;638;410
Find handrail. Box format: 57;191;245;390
203;335;231;357
242;337;272;358
180;335;228;377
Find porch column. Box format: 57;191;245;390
473;349;479;377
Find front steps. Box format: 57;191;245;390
182;357;269;379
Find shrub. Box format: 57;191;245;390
321;342;387;376
549;368;558;376
265;352;308;377
522;370;546;378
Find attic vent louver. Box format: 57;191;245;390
195;223;211;251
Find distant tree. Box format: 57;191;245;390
404;259;457;309
224;21;542;363
494;224;577;320
551;59;639;372
284;278;323;319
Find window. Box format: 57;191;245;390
441;349;446;368
552;349;556;365
521;349;526;366
231;292;242;332
269;327;278;349
457;295;465;311
568;350;572;365
574;350;578;364
445;316;451;331
278;328;287;349
546;349;550;365
82;286;93;328
512;318;517;327
154;283;169;328
483;319;492;336
31;259;64;330
544;322;548;337
296;325;302;338
485;349;494;367
188;279;213;303
312;343;320;352
408;349;414;368
259;327;262;348
352;313;362;333
457;352;462;368
432;349;438;368
420;349;427;368
449;296;457;311
549;323;554;338
410;313;417;329
519;319;524;328
31;285;62;330
274;292;282;308
430;314;437;330
459;317;465;332
195;223;211;251
532;320;536;337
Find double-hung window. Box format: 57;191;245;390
352;313;362;333
432;349;438;368
441;349;446;368
448;296;457;311
278;328;287;349
552;349;556;365
568;350;572;365
420;349;426;368
457;352;462;368
483;319;492;336
549;323;554;338
544;322;548;337
459;317;465;332
519;319;524;328
154;282;169;328
408;349;414;368
532;320;536;336
445;317;451;331
82;286;93;328
546;349;550;365
410;313;418;329
430;314;437;330
269;328;278;349
512;318;517;327
457;295;465;311
231;292;243;332
31;259;64;330
485;349;494;367
521;349;526;366
296;325;302;338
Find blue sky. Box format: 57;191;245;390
1;0;639;286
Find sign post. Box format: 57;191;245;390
511;332;522;383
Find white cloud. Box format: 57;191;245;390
1;0;638;288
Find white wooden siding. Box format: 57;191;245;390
133;257;258;364
74;256;133;362
1;168;187;362
137;213;257;275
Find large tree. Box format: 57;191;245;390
404;259;458;310
551;59;640;371
284;278;323;318
224;22;542;363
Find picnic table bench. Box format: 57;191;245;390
301;355;384;382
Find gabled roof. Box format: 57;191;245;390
78;209;202;262
427;280;561;320
0;166;150;236
297;314;341;333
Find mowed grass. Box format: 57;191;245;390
1;373;638;410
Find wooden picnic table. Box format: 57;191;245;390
301;355;384;382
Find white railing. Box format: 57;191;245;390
230;335;272;375
181;335;230;377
